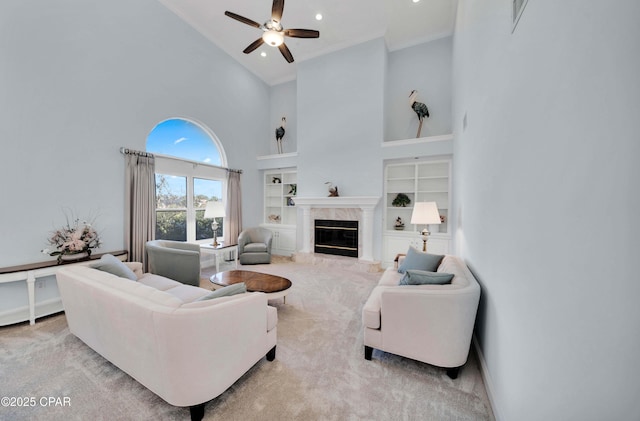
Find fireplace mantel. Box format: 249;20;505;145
294;196;380;209
295;196;380;262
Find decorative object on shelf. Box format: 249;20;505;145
272;176;281;184
392;193;411;207
288;184;297;196
204;201;226;247
268;214;281;223
325;182;339;197
287;197;295;206
394;217;405;230
275;117;286;154
409;90;430;138
42;213;101;264
410;202;441;252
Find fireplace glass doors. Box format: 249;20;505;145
314;220;358;258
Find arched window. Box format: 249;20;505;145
147;118;228;243
147;118;226;166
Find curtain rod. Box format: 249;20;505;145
119;147;242;174
120;147;154;158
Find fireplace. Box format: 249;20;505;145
314;220;358;258
294;196;380;262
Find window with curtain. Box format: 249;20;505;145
147;118;227;243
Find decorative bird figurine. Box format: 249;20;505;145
325;182;339;197
409;90;429;138
275;117;286;154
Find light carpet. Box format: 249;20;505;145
0;259;494;420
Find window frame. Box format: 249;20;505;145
147;117;229;245
154;156;227;244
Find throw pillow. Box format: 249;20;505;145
399;270;454;285
196;283;247;301
90;254;137;280
397;247;444;274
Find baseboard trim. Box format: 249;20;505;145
473;334;503;421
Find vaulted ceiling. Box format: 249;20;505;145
157;0;458;86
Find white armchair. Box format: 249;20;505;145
362;254;481;379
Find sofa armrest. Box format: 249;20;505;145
380;287;480;367
151;293;276;406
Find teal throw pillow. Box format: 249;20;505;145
397;247;444;274
399;270;454;285
91;254;137;280
196;283;247;301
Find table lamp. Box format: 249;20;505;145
204;201;226;247
410;202;441;252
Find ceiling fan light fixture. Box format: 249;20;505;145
262;30;284;47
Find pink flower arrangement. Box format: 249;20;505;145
42;215;101;263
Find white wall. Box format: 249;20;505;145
0;0;269;267
452;1;640;419
297;38;386;198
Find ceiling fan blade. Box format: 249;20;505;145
278;43;294;63
243;38;265;54
225;11;261;29
272;0;285;22
284;28;320;38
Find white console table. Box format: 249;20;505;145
0;250;127;326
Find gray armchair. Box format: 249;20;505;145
145;240;201;286
238;227;273;265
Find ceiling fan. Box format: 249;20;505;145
225;0;320;63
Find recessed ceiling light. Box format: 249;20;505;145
315;13;323;21
412;0;421;3
260;51;267;57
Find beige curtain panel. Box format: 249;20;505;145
123;150;156;269
224;170;242;245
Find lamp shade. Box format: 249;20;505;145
410;202;441;225
204;201;226;219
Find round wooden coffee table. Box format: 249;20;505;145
210;270;292;303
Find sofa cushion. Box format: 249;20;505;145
196;283;247;301
90;254;137;280
138;273;183;291
137;273;211;303
397;247;444;274
399;270;454;285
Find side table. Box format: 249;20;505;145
200;243;238;273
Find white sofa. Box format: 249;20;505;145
56;262;277;421
362;254;480;378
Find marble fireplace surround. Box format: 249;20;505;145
294;197;380;262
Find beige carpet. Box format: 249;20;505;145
0;259;494;420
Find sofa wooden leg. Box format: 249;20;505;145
364;346;373;360
446;367;460;379
190;403;205;421
266;345;276;361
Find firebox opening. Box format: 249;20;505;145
314;219;358;258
